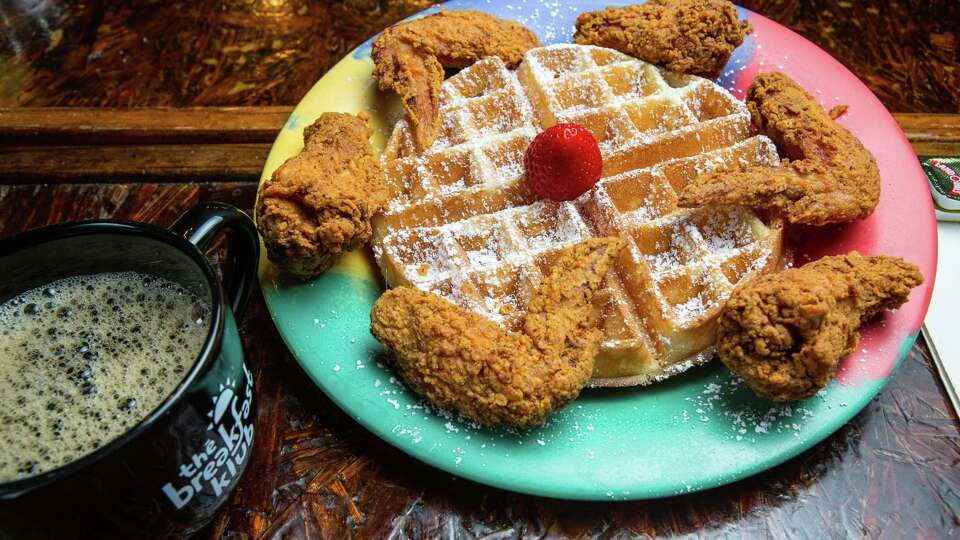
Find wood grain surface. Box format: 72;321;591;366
0;143;270;182
0;106;292;144
0;183;957;539
896;113;960;156
1;109;958;183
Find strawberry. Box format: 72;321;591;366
523;123;602;202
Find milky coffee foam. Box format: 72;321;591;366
0;272;209;482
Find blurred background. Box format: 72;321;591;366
0;0;956;111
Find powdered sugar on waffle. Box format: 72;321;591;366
374;44;784;385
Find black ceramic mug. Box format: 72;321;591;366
0;203;259;539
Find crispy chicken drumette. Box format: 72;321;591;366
256;112;387;278
574;0;750;79
718;252;923;401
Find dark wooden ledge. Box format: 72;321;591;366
1;108;957;183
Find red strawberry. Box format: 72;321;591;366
523;123;602;202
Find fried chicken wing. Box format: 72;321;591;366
370;238;624;428
372;9;541;151
573;0;750;79
718;253;923;401
679;72;881;225
256;112;387;278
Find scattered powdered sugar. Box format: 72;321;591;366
378;364;618;469
671;294;709;328
362;340;821;488
391;425;423;444
675;374;817;443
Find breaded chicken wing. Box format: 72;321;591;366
370;238;624;428
372;9;540;151
679;72;881;225
256;112;387;278
573;0;750;79
718;253;923;401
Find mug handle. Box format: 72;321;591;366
169;203;260;317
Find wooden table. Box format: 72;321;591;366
1;1;959;538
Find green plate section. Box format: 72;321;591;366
261;265;892;500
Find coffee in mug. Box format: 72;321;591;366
0;203;259;538
0;271;210;482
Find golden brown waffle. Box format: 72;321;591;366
373;44;783;386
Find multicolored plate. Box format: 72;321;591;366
257;0;937;500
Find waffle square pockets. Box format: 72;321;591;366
374;45;783;386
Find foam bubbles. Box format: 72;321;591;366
0;272;209;482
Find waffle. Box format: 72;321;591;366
372;44;783;386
